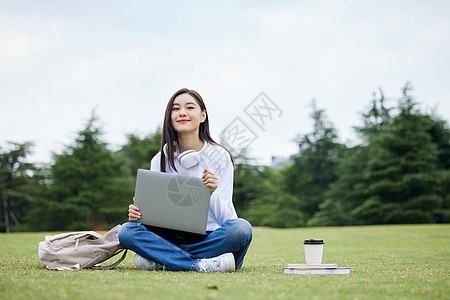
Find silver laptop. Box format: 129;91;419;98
133;169;211;235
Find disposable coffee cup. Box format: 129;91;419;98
303;239;324;265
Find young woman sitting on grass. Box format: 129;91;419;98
118;88;252;273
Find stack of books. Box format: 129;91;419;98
283;263;350;275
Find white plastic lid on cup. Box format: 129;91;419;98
303;239;324;265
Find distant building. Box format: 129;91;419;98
271;156;290;168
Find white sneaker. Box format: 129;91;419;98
194;253;235;273
134;254;165;271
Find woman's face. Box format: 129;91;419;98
171;93;206;134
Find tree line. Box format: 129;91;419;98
1;84;449;232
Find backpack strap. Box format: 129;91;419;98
90;249;128;270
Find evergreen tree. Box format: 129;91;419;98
309;89;391;226
429;117;450;222
237;165;305;227
308;145;369;226
356;88;392;139
354;85;447;224
231;151;262;215
31;112;133;231
0;142;40;232
283;100;343;219
118;128;162;176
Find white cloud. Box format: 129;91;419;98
0;0;449;165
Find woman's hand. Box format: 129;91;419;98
128;199;141;222
202;169;218;195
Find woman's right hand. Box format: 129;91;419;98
128;201;141;222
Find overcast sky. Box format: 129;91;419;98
1;0;449;165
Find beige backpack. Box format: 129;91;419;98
38;224;127;270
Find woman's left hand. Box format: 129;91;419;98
202;169;218;195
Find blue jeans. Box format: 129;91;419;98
118;218;252;271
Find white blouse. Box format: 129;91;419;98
150;142;238;231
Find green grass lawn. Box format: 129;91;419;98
1;224;449;300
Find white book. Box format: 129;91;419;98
283;267;351;275
287;264;337;269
